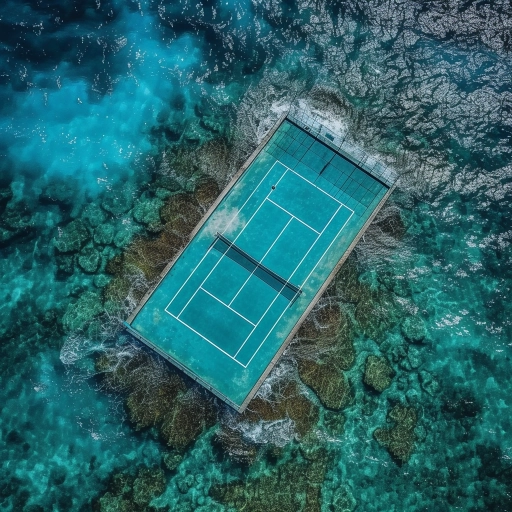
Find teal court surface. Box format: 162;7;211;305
125;112;396;411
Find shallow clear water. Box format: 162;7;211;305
1;0;511;510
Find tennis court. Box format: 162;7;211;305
125;115;394;411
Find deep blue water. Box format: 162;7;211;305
1;0;511;510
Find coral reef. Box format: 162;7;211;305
374;405;418;464
363;355;395;392
160;192;202;238
293;302;355;371
132;193;164;233
213;423;259;466
160;390;217;451
297;359;351;410
62;291;103;332
401;316;427;343
53;219;90;253
210;446;330;512
242;380;319;438
97;350;216;452
97;466;166;511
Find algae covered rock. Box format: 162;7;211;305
161;390;216;450
97;465;166;511
163;451;183;472
210;447;329;512
132;467;166;506
242;380;319;438
99;493;133;512
126;374;186;430
363;355;395;392
401;316;427;343
293;303;355;371
298;359;351;410
62;291;103;332
217;378;319;462
194;175;220;210
124;230;182;282
160;192;202;237
374;404;417;464
54;219;90;253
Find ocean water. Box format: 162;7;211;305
1;0;511;510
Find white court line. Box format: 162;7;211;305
165;154;355;368
221;160;288;236
243;209;354;367
233;202;346;363
164;160;286;313
174;190;276;318
228;216;293;307
276;159;350;208
199;287;256;326
266;198;321;234
166;312;246;367
300;209;355;288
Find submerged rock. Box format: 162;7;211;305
39;181;75;210
161;390;216;450
77;244;101;273
241;380;319;438
210;447;329;512
323;411;346;437
298;359;351;410
194;175;220;210
132;467;166;506
374;404;417;464
132;194;164;232
0;185;13;214
363;355;395;392
0;200;35;246
163;451;183;472
102;186;136;216
160;192;202;238
53;219;90;253
94;223;115;245
55;254;75;279
401;316;427;343
62;291;103;332
82;202;108;228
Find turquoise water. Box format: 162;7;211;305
1;0;511;510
